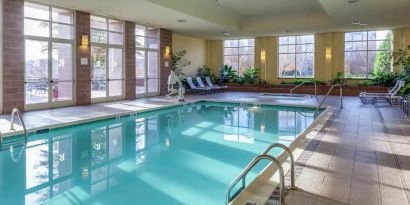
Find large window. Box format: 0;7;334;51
90;16;124;100
344;30;392;79
24;2;74;109
278;35;314;78
223;39;254;75
135;25;160;96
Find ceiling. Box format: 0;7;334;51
34;0;410;39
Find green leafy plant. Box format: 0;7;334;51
393;45;410;81
171;50;190;79
219;65;237;83
330;72;346;85
197;65;216;81
370;69;401;86
399;83;410;96
243;67;260;84
281;79;326;85
234;76;245;84
357;81;370;86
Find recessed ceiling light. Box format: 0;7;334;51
360;23;368;26
346;0;358;3
222;32;231;36
351;20;361;25
176;19;187;23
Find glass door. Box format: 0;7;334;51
90;16;124;103
24;3;74;110
135;25;160;97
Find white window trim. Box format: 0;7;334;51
90;15;125;102
344;30;393;79
223;38;255;75
135;24;160;97
277;35;315;79
23;1;75;111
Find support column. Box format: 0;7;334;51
2;0;24;113
159;29;172;95
125;21;136;100
75;11;91;105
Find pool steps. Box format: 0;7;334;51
226;143;297;205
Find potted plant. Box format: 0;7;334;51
170;50;190;80
393;45;410;81
218;65;237;83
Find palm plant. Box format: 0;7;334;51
219;65;237;83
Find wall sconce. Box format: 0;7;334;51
165;46;170;55
81;35;89;47
325;47;332;57
260;49;266;63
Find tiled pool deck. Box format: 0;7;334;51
1;91;409;205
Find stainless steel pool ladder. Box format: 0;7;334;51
315;84;343;114
290;81;317;98
10;108;28;140
226;143;297;205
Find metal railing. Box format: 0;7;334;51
226;143;296;205
0;131;2;145
10;108;28;139
226;154;285;205
261;143;297;190
315;84;343;113
290;81;317;98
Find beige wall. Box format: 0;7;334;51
205;40;223;75
172;34;206;77
205;27;410;84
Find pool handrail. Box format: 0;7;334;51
315;84;343;113
290;81;317;98
261;143;298;190
225;154;286;205
10;108;28;140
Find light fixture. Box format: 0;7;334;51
81;35;89;47
222;32;231;36
260;49;266;63
176;19;187;23
351;20;361;25
165;46;170;55
326;47;332;57
260;124;266;133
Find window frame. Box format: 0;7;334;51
90;15;125;102
23;1;75;110
344;30;393;79
223;38;255;75
277;34;315;79
135;24;160;97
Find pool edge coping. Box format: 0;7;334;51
2;98;324;139
229;105;336;205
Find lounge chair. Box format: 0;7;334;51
186;77;211;94
205;77;228;91
196;77;216;93
359;80;405;104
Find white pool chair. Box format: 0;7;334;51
196;77;216;93
186;77;210;94
359;80;405;104
205;77;228;91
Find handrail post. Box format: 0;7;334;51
262;143;298;190
290;81;318;98
226;155;286;205
340;85;343;109
10;108;28;139
0;131;2;144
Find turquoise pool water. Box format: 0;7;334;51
0;101;318;205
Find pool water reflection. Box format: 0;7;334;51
0;102;318;205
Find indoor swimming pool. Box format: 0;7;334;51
0;101;321;205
